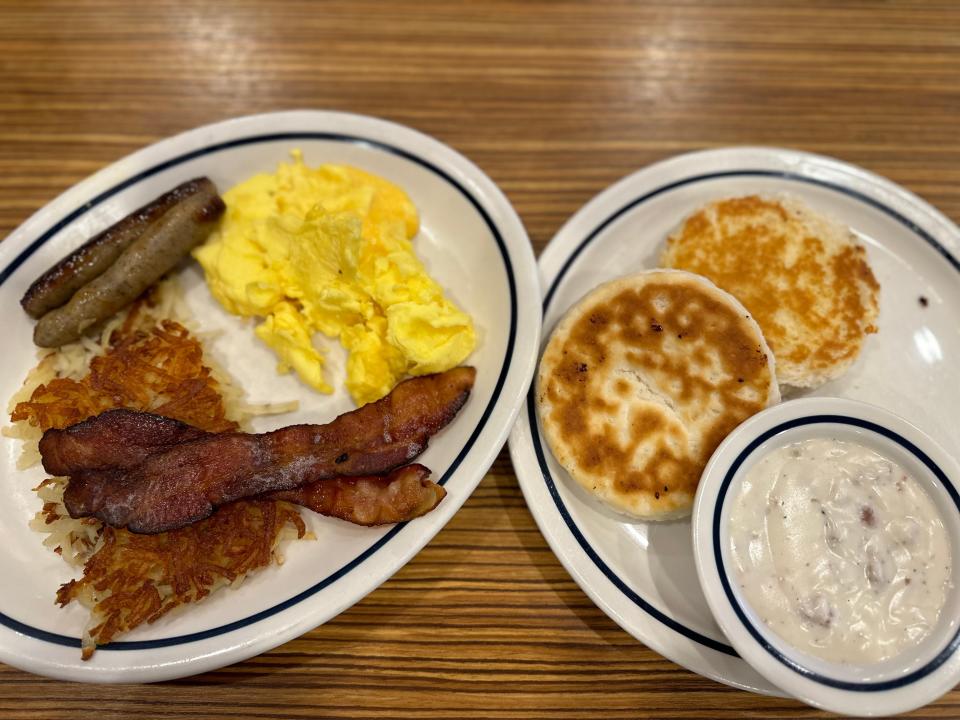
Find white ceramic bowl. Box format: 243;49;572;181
692;397;960;716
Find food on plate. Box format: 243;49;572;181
33;180;225;347
11;287;247;447
41;404;446;525
54;496;304;660
661;195;880;389
269;464;445;526
729;437;951;664
536;270;778;520
43;366;475;533
8;152;481;659
194;151;476;405
8;289;305;658
21;178;218;319
37;406;209;473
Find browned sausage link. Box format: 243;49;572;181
20;178;216;319
33;186;225;347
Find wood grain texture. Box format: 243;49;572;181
1;0;959;717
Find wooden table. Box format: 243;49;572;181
1;1;958;717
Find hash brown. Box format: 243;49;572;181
536;270;779;520
10;290;305;658
661;195;880;388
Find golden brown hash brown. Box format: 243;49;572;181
56;499;304;655
13;311;305;658
12;319;237;432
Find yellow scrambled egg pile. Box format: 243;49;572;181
194;152;476;405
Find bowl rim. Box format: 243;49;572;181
692;396;960;716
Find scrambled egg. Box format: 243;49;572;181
194;152;476;405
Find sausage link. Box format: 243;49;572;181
33;184;225;347
21;178;216;318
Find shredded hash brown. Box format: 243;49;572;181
11;297;306;659
12;318;238;433
55;498;304;656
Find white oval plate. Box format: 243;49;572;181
508;147;960;695
0;111;541;683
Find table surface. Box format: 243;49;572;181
1;1;958;717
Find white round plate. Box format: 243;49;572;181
0;111;541;683
508;146;960;695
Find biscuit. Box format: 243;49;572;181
662;195;880;388
536;270;779;520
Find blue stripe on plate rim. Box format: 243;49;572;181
713;415;960;690
530;169;960;661
0;132;518;652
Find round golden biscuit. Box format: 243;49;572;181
536;270;779;520
661;195;880;388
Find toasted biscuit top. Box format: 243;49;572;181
662;195;880;388
536;270;778;520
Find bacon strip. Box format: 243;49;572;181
45;367;475;534
46;411;448;527
270;464;445;526
63;464;446;527
40;409;208;476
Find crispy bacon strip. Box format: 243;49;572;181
45;367;475;534
40;409;208;476
270;464;445;525
46;412;447;527
62;464;446;528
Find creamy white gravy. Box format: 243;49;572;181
729;437;952;665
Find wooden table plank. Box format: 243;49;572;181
1;1;958;717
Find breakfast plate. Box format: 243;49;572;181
508;146;960;695
0;110;541;682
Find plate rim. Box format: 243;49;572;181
0;110;542;682
508;145;960;695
